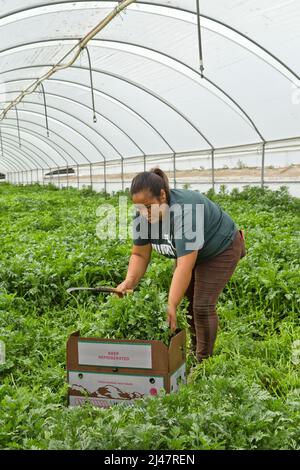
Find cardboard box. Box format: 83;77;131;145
67;330;186;408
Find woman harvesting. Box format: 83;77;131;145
117;169;246;362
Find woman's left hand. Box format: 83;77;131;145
167;304;177;332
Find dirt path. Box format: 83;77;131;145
64;164;300;182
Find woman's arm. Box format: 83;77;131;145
167;251;198;330
116;244;152;293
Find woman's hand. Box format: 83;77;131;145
167;303;177;332
115;279;134;297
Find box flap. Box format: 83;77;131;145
67;332;169;373
168;329;186;372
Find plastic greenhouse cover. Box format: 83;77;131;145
0;0;299;171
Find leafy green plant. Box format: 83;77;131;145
80;283;189;345
0;183;299;450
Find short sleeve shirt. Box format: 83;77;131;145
132;189;237;264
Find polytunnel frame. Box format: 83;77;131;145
1;124;75;184
0;0;298;81
11;98;127;186
3;89;138;192
0;0;299;189
0;34;270;145
2;67;179;160
0;59;268;190
4;88;148;173
0;119;92;187
1;69;119;188
2;140;49;184
1;116;103;189
0;124;67;171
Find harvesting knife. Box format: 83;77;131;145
67;286;133;295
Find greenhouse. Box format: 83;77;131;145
0;0;299;454
0;0;299;193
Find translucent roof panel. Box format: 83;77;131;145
0;1;299;171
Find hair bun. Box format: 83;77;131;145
151;167;164;178
150;167;170;192
130;168;170;203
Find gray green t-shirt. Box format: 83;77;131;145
133;189;237;264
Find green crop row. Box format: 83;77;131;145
0;182;299;450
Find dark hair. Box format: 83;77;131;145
130;168;170;203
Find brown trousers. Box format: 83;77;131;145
185;230;246;362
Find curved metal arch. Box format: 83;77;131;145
11;103;117;164
43;91;145;156
1;38;266;142
2;69;175;153
3;141;41;172
2;139;45;171
15;95;139;159
4;135;81;188
55;64;215;148
1;125;61;169
1;121;70;168
1;155;23;172
0;0;298;82
1;130;57;170
18;98;124;190
4;111;101;166
4;95;121;163
1;106;77;167
1;120;88;169
138;1;300;82
0;144;28;171
93;38;266;142
3;83;127;162
1;63;214;149
5;89;146;157
0;154;24;172
3;143;51;187
2;137;67;187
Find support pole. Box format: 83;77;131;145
57;166;61;189
173;153;177;188
90;162;93;190
261;142;266;188
212;149;215;192
104;160;107;193
66;164;69;189
77;164;80;190
121;159;124;191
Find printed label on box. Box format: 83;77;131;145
68;370;164;406
69;396;134;409
170;363;186;393
78;340;152;369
